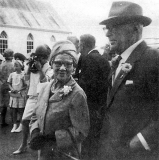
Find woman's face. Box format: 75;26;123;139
52;54;74;83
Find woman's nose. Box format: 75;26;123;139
59;64;66;70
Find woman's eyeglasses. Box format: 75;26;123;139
53;61;73;68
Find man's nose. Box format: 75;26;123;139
59;64;66;70
106;29;111;37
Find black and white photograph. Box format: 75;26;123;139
0;0;159;160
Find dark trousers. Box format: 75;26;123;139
1;107;7;124
82;101;105;160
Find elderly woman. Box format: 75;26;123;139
29;40;90;160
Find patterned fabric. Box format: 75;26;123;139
30;77;90;160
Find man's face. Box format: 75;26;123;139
106;23;134;54
52;54;74;83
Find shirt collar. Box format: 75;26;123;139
120;39;143;63
88;47;98;55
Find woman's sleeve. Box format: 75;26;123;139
69;91;90;139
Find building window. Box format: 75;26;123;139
27;33;34;53
0;31;8;54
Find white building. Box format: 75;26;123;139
0;0;71;56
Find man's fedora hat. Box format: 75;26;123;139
100;1;151;27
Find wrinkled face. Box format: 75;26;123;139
106;23;134;54
52;54;74;83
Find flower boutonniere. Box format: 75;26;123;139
121;63;132;74
59;85;72;97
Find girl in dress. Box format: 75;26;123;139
8;60;27;132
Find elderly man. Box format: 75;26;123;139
97;1;159;160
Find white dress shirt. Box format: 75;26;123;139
114;39;143;79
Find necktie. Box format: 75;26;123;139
111;55;122;72
111;55;122;84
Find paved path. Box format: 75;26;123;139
0;108;38;160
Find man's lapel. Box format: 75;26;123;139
107;41;148;107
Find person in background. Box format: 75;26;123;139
75;34;110;159
67;35;81;61
14;52;29;91
0;49;14;127
8;60;27;133
0;54;5;124
29;40;90;160
13;44;53;154
97;1;159;160
0;54;4;65
14;52;26;63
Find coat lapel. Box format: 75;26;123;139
107;41;148;107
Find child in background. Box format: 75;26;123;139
8;60;27;132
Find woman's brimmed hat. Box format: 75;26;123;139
49;40;77;65
99;1;151;27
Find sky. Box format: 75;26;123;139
37;0;159;46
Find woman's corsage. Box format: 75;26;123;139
60;85;72;96
121;63;132;74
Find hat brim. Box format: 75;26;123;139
99;15;152;27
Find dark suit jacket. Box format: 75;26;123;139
98;41;159;160
74;49;110;108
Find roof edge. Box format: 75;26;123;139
0;24;72;34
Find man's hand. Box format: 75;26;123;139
129;135;144;151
